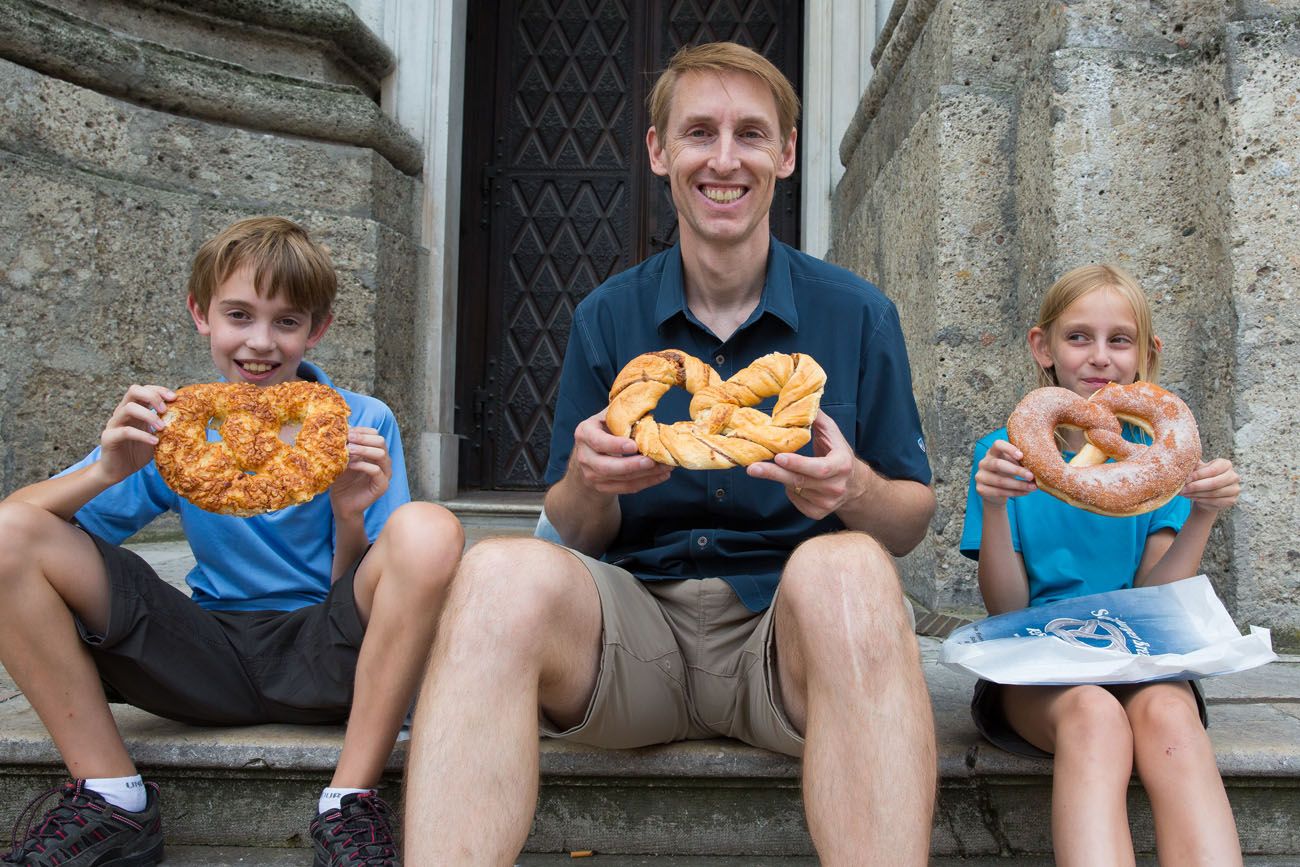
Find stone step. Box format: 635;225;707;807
2;543;1298;857
155;847;1300;865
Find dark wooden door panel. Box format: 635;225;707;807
458;0;803;490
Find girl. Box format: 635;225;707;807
960;264;1243;865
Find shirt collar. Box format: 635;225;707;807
653;238;799;333
297;360;332;385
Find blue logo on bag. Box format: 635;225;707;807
1027;609;1152;656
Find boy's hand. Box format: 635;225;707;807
99;385;175;483
1182;458;1240;514
329;427;392;518
974;439;1036;506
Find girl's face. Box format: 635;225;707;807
1029;287;1149;399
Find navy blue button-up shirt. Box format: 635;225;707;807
544;239;931;611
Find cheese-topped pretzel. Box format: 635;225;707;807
606;350;827;470
1006;381;1201;517
155;381;349;516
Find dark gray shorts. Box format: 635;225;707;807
971;677;1209;759
77;529;366;726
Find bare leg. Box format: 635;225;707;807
330;502;464;788
1115;682;1242;866
1003;684;1137;866
774;532;936;866
404;539;602;865
0;502;134;778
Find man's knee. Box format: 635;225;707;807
446;538;585;646
780;532;911;642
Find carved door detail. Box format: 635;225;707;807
457;0;803;490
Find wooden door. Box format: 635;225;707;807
457;0;803;491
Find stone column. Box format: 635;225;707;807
0;0;425;500
831;0;1299;643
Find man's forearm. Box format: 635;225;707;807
835;460;935;556
543;474;621;556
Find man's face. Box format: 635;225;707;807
647;69;796;251
187;266;331;386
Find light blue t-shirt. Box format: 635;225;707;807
959;427;1190;607
60;361;410;612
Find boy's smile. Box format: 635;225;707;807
188;267;331;387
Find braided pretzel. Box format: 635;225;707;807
1006;382;1201;517
606;350;826;469
155;381;350;516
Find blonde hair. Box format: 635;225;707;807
648;42;800;144
187;216;336;328
1032;263;1160;388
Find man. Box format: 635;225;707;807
406;42;937;864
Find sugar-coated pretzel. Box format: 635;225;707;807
1006;381;1201;517
155;381;350;516
606;350;827;470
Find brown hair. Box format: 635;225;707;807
1032;263;1160;388
187;216;336;327
648;42;800;143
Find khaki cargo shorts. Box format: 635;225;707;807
539;549;804;757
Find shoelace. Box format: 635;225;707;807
323;794;397;864
6;781;85;860
4;781;140;862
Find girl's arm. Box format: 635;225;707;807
974;439;1035;614
1136;458;1240;586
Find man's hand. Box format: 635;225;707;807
568;409;673;495
99;384;175;484
746;411;863;520
329;427;392;519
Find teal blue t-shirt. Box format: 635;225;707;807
959;428;1190;607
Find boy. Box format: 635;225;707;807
0;216;462;865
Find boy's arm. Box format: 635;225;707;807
329;426;393;580
4;385;174;522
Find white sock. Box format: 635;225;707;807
84;775;147;813
318;786;374;815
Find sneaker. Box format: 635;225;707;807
3;779;163;866
310;791;399;866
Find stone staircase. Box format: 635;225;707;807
1;496;1297;863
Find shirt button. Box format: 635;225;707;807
696;535;708;548
714;488;725;500
714;354;725;365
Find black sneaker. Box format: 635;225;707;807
3;780;163;866
310;791;399;866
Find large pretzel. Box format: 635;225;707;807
606;350;826;470
155;381;350;516
1006;381;1201;517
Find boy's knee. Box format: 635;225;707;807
380;501;465;564
0;501;65;574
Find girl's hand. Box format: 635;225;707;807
100;384;175;483
974;439;1037;506
1181;458;1240;514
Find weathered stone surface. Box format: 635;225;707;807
832;0;1300;639
0;52;421;496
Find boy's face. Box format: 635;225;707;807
646;69;796;251
188;266;331;387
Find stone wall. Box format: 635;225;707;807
0;0;424;503
831;0;1299;643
